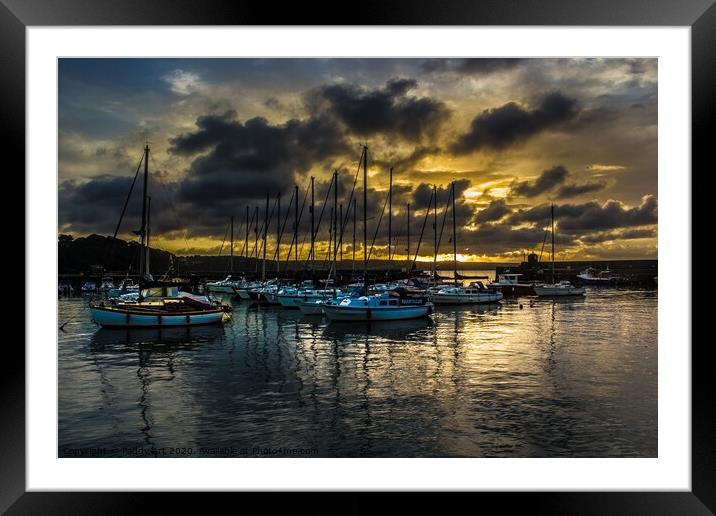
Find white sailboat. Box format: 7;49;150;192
320;146;433;322
429;181;503;305
534;204;585;297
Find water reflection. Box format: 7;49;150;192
59;289;658;458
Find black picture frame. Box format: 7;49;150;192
3;0;709;511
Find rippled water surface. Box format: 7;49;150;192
58;283;657;457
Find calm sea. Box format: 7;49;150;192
58;271;657;458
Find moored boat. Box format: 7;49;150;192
323;290;433;322
431;282;503;304
533;281;586;296
576;267;616;286
488;273;536;297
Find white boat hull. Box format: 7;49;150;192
207;285;236;294
432;292;503;304
533;285;586;296
90;305;225;327
323;304;432;322
298;301;326;315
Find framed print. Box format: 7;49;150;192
4;0;711;511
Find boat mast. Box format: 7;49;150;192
276;192;281;274
139;144;150;278
262;192;268;281
363;145;368;291
339;203;344;263
451;182;457;284
551;203;555;284
406;202;410;271
352;197;356;274
333;170;338;265
230;215;234;273
244;206;249;265
146;196;151;278
294;184;299;267
310;176;315;272
254;206;259;276
388;166;393;275
432;184;437;283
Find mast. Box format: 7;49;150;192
339;203;343;263
333;170;338;265
139;144;150;277
230;215;234;273
276;192;281;274
244;206;249;262
432;184;437;283
451;182;457;284
262;192;268;281
254;206;259;275
406;202;410;271
551;203;555;284
352;197;356;274
388;166;393;274
294;184;299;266
146;196;151;278
310;176;315;272
363;145;368;290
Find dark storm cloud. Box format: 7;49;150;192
511;165;569;197
422;58;525;75
169;110;350;205
578;227;656;244
451;92;579;154
557;180;607;198
306;78;450;142
474;199;511;223
510;165;607;199
410;179;471;211
506;195;657;232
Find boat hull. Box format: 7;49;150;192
90;305;225;328
323;304;432;322
491;284;536;297
207;285;236;294
298;301;325;315
432;292;503;304
533;285;586;296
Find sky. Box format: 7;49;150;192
58;58;657;262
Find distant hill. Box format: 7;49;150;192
58;234;174;275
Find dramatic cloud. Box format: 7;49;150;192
170;111;350;205
474;199;511;223
451;92;578;154
422;58;525;75
306;78;450;142
510;165;607;199
506;195;657;232
511;165;569;197
557;180;607;198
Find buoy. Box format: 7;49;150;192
519;304;523;309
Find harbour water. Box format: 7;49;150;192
58;272;657;458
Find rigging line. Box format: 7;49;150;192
303;172;335;271
326;150;363;279
257;194;279;259
149;153;192;253
367;188;390;261
284;178;311;269
240;208;257;258
105;150;145;268
272;188;296;263
411;189;435;269
217;221;230;257
540;226;549;262
435;183;453;261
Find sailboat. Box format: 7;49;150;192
533;204;585;297
322;146;433;322
90;144;227;327
430;181;503;305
